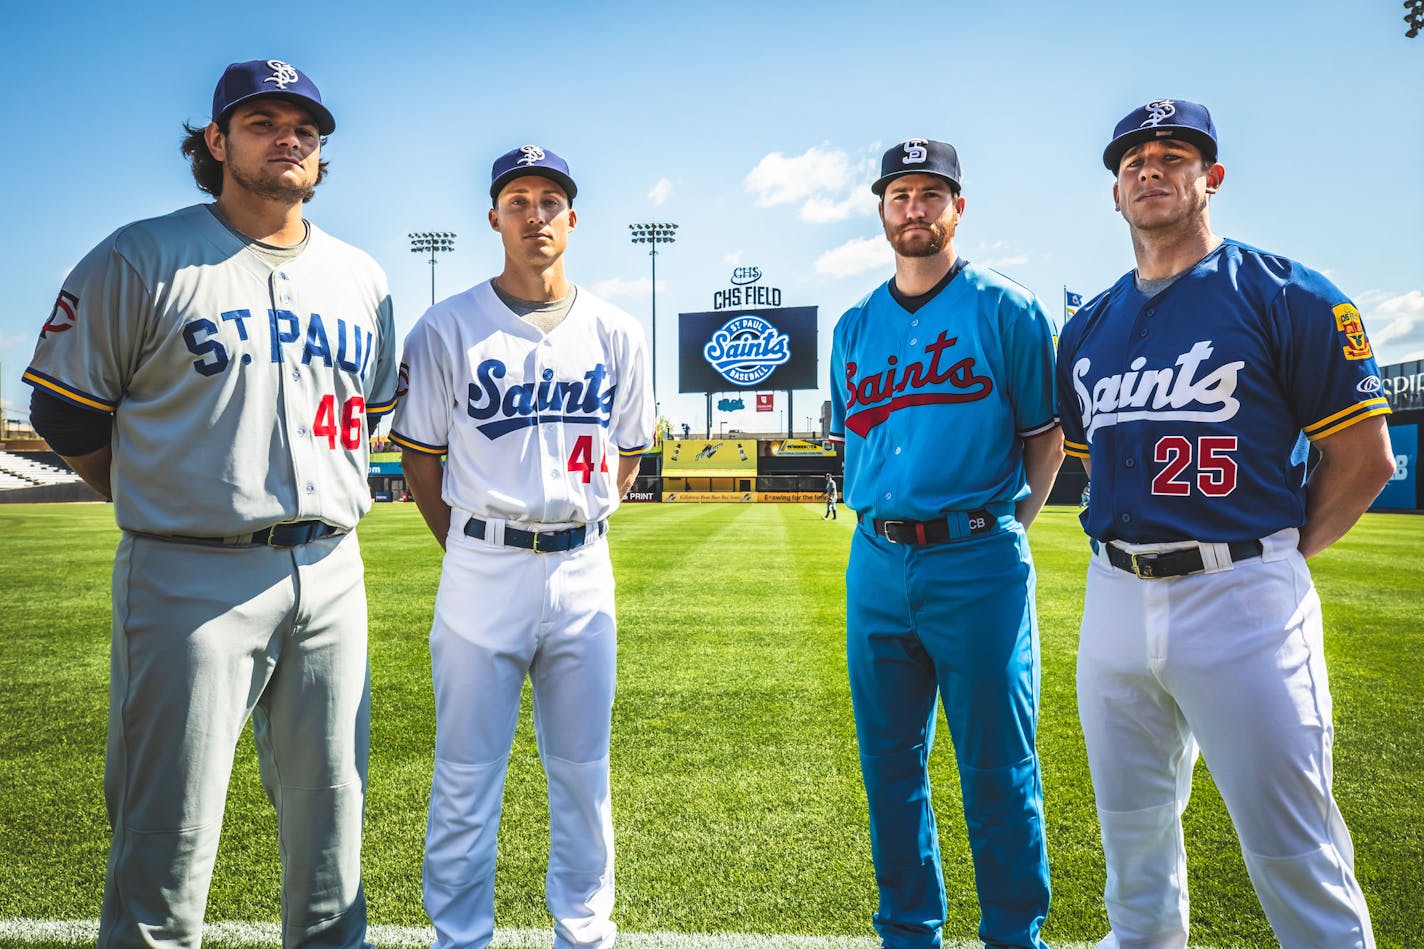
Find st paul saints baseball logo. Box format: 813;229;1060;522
1071;339;1244;439
1139;99;1177;127
517;145;547;166
263;60;301;89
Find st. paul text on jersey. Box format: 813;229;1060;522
182;308;376;378
842;330;992;436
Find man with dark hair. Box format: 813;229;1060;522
1059;98;1391;948
393;144;653;949
829;139;1063;949
23;59;396;949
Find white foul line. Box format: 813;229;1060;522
0;918;1167;949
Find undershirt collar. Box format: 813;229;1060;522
889;257;968;314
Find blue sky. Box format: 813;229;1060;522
3;1;1421;437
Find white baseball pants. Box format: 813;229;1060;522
424;514;618;949
1077;528;1374;949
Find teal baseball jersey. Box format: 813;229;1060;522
829;261;1059;519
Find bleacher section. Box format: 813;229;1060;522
0;450;85;490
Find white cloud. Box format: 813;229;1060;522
979;253;1030;271
746;146;854;207
1362;289;1424;364
744;146;879;224
590;276;664;300
801;192;874;223
722;250;743;267
648;178;673;205
814;236;892;279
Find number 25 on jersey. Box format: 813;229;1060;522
1152;435;1238;497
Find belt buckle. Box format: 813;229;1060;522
1130;552;1159;579
880;520;904;544
530;530;544;553
264;526;285;548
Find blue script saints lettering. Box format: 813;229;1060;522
467;359;616;438
1074;340;1244;438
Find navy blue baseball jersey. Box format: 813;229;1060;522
829;263;1059;520
1057;239;1390;544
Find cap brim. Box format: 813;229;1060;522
1103;126;1215;172
217;91;335;135
491;168;578;203
870;169;960;196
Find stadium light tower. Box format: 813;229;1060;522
628;222;678;403
410;232;456;305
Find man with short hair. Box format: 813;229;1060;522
392;144;654;949
1058;98;1392;948
829;138;1063;949
23;58;396;949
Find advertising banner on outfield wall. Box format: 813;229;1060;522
1380;360;1424;412
677;307;818;393
1372;424;1417;510
663;491;757;503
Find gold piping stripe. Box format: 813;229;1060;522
1306;406;1392;442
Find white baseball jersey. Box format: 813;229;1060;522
391;280;654;526
23;204;398;535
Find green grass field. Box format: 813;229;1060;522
0;502;1419;948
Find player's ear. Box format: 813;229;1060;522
1112;181;1121;212
204;122;226;161
566;208;577;231
1205;163;1225;194
953;194;966;217
488;207;500;231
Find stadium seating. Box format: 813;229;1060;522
0;450;84;489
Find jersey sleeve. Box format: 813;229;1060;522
828;318;847;444
1003;293;1059;437
1055;316;1089;459
389;315;452;455
610;319;655;456
364;290;399;419
22;233;150;413
1273;271;1390;442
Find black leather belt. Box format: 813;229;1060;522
464;517;606;553
144;520;345;548
1105;539;1263;579
860;508;996;545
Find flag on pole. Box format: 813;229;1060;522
1064;288;1084;320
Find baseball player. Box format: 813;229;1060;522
829;139;1064;949
22;59;396;949
1058;99;1394;948
823;472;838;519
391;145;653;949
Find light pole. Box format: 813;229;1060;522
628;223;678;404
409;232;456;306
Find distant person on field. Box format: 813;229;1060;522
823;473;838;519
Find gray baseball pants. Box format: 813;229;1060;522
99;530;370;949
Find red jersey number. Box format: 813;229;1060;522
313;395;366;451
567;434;609;484
1151;435;1238;497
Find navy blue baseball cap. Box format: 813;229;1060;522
871;139;961;196
1103;98;1217;172
212;59;335;135
490;145;578;203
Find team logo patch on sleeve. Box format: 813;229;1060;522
41;291;78;339
1333;303;1374;361
396;363;410;399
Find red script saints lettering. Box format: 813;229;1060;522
844;331;993;436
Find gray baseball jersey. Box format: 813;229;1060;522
391;279;654;526
24;203;397;535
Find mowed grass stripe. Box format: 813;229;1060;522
0;504;1418;948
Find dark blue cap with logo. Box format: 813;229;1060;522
1103;99;1217;172
490;145;578;203
212;59;335;135
871;139;961;196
